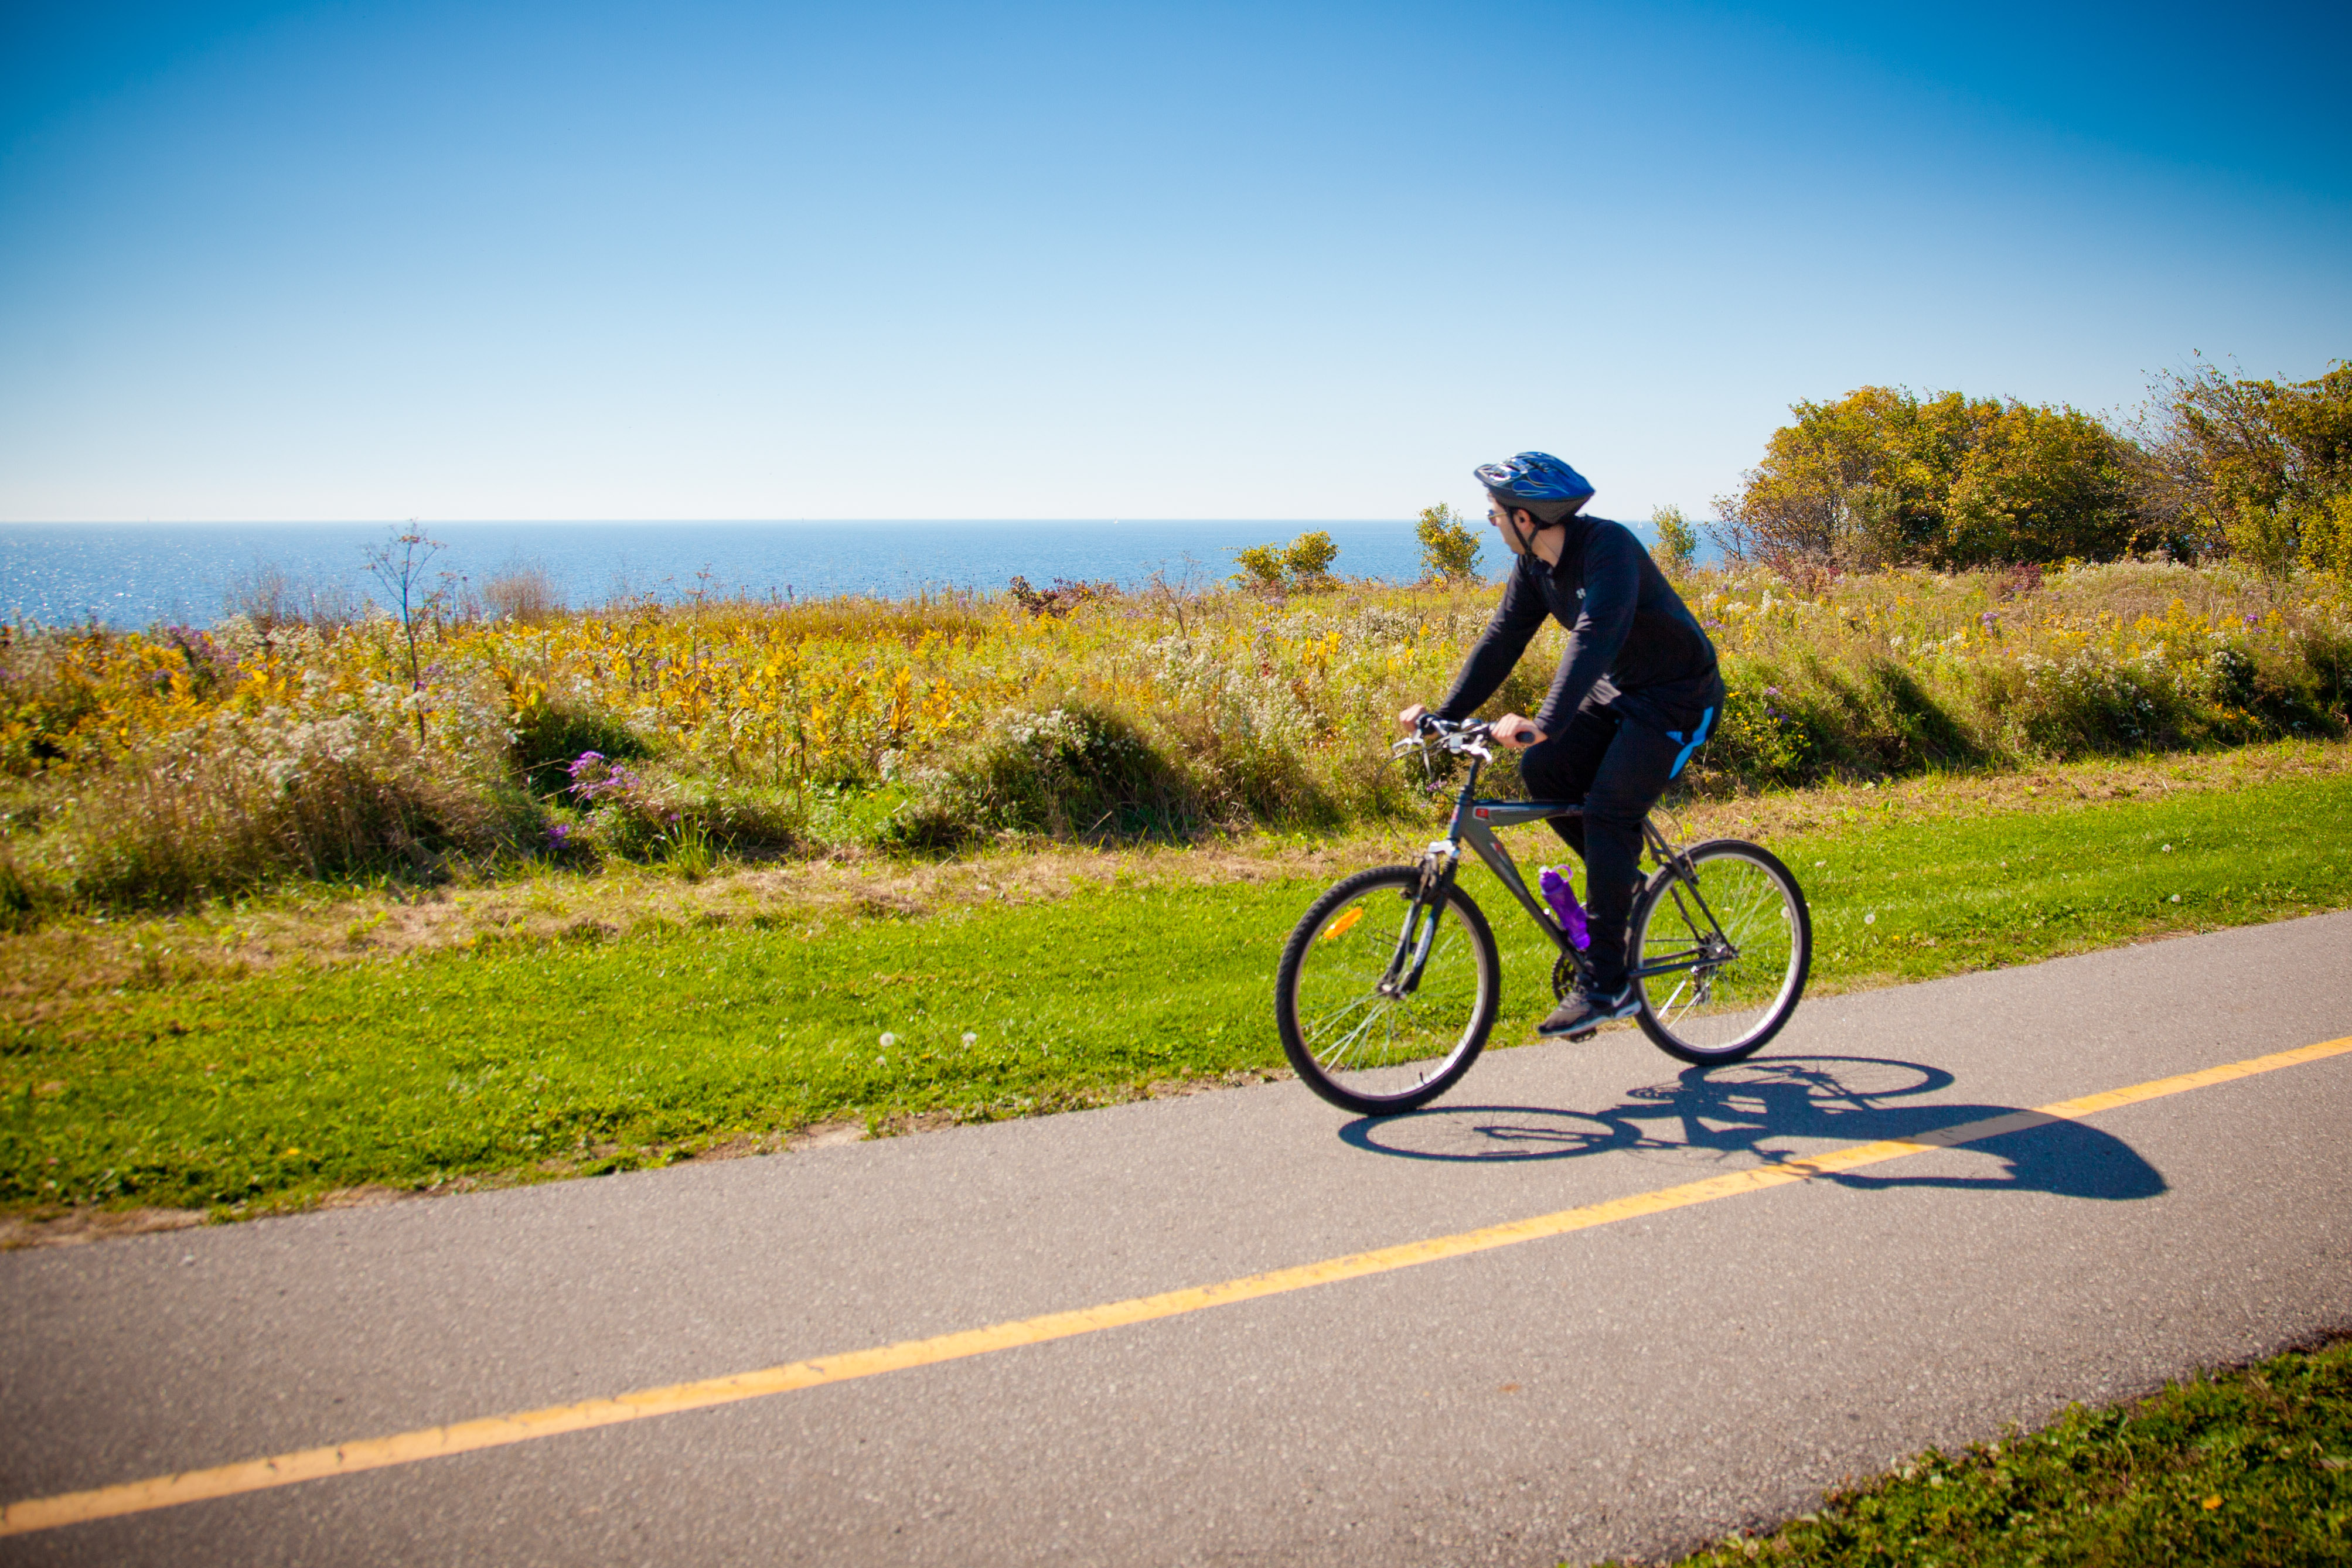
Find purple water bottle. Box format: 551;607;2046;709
1539;865;1590;950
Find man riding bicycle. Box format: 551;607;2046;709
1399;452;1723;1039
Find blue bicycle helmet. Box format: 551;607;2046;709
1474;451;1595;521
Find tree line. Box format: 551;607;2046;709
1711;359;2351;578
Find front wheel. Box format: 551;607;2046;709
1275;865;1501;1116
1628;838;1811;1065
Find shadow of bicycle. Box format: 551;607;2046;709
1338;1055;2164;1201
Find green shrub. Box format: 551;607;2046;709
563;754;799;863
1229;543;1289;591
1284;530;1338;585
888;705;1204;848
1651;505;1700;575
513;701;650;797
1995;651;2186;757
1230;531;1341;594
1697;685;1814;790
1769;656;1985;778
2302;491;2352;576
1416;504;1484;581
1714;386;2145;571
0;625;149;775
2295;612;2352;721
2140;359;2352;571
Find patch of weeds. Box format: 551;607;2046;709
512;703;650;798
663;819;718;881
884;704;1205;849
1639;1336;2352;1568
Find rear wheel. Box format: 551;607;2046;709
1628;839;1810;1065
1275;865;1500;1115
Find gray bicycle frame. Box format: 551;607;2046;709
1407;748;1716;988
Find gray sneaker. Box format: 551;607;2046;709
1538;983;1639;1037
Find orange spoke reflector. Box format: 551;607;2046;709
1321;906;1366;941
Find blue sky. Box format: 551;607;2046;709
3;0;2346;523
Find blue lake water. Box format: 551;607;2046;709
0;517;1683;629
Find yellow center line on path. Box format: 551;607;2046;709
8;1034;2350;1538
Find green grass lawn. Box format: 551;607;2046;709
5;773;2351;1216
1627;1336;2352;1568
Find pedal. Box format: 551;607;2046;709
1568;1028;1597;1043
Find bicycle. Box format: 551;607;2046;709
1274;716;1812;1115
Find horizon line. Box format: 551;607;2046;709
0;514;1693;528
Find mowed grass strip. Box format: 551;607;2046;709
1635;1336;2352;1568
5;773;2350;1218
1778;771;2352;986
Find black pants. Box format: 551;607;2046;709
1517;704;1689;993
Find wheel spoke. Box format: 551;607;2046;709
1654;972;1697;1022
1314;996;1393;1070
1713;875;1777;947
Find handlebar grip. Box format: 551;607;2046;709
1511;728;1537;746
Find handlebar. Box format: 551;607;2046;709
1393;715;1538;761
1404;715;1538;747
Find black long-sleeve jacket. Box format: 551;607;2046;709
1436;516;1721;738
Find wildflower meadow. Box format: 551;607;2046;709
0;554;2345;926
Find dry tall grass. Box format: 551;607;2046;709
483;563;565;625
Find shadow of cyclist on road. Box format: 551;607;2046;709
1338;1054;2164;1202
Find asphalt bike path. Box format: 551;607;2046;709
5;912;2350;1566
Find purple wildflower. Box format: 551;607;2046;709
546;822;572;848
564;751;638;802
165;625;237;677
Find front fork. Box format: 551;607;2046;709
1378;838;1461;998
